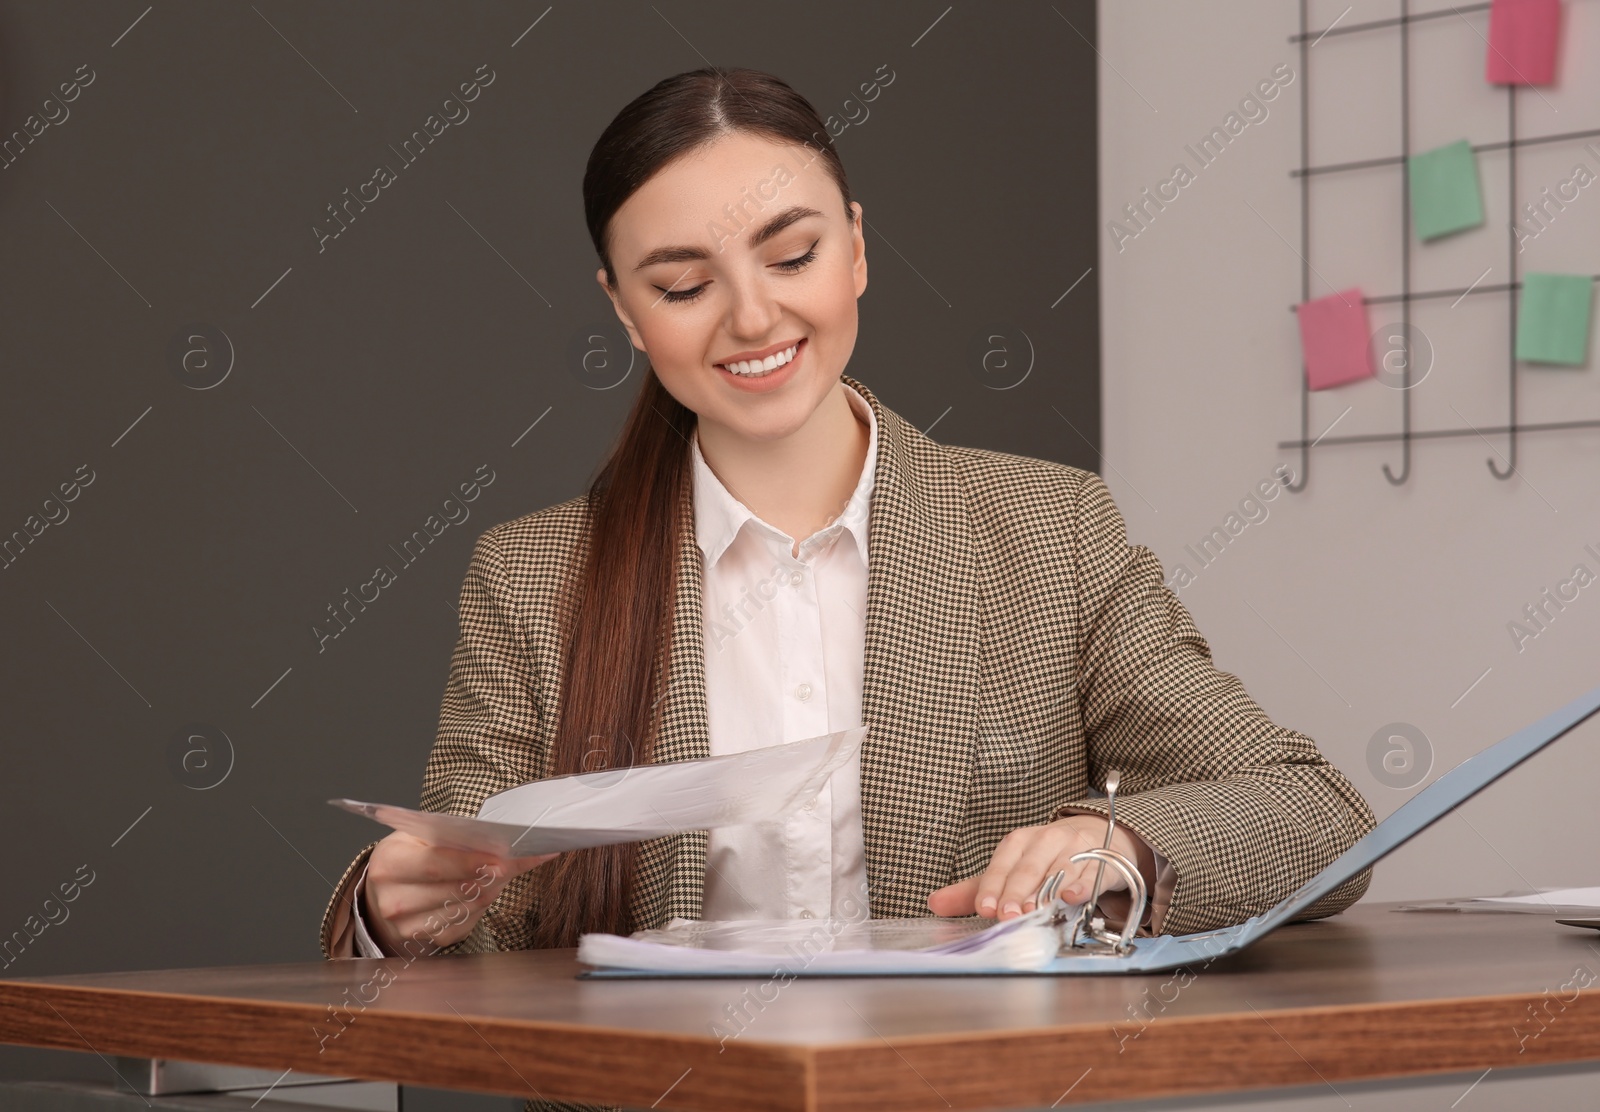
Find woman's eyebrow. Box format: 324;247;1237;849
632;204;824;271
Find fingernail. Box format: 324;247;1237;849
979;896;996;915
1001;901;1020;917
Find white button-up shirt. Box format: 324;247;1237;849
693;381;877;922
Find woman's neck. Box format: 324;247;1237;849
697;382;870;558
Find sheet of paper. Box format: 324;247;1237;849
1486;0;1561;86
1474;886;1600;908
330;725;866;857
1296;287;1374;390
1408;139;1485;241
1396;887;1600;914
1516;272;1594;365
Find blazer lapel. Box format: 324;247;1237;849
844;375;982;918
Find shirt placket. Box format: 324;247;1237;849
776;527;834;920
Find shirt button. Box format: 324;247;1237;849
789;571;803;587
795;683;812;701
799;910;815;919
803;797;818;811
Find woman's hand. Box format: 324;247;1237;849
362;831;557;955
926;815;1143;920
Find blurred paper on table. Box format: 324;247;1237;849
329;725;866;857
1397;886;1600;915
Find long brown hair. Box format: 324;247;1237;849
530;67;856;948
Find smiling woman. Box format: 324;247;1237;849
593;114;868;469
320;72;1379;1075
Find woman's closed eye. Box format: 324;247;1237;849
657;239;820;304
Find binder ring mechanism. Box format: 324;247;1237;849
1034;769;1149;956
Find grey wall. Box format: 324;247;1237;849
0;0;1100;1093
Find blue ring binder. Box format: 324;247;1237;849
579;681;1600;977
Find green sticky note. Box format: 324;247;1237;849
1408;140;1484;241
1517;273;1594;366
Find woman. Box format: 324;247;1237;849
320;67;1375;967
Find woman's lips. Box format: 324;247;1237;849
715;338;803;374
714;338;805;392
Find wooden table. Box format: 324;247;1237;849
3;902;1600;1111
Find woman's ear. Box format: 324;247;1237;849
849;202;868;297
596;267;647;351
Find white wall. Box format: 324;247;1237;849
1097;0;1600;907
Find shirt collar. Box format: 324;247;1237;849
691;380;877;568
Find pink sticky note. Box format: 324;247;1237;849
1296;288;1374;391
1486;0;1560;86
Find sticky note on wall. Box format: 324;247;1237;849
1516;273;1594;365
1296;288;1375;390
1409;140;1485;240
1486;0;1561;86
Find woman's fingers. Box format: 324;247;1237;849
366;832;561;952
373;835;480;883
376;875;511;948
926;874;980;916
970;828;1037;917
374;836;554;887
999;836;1086;916
375;880;480;928
961;819;1132;921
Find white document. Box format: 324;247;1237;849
1473;886;1600;908
576;907;1070;974
1397;886;1600;914
329;725;866;857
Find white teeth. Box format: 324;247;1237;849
721;342;799;376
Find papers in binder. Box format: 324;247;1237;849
578;910;1071;974
329;725;866;858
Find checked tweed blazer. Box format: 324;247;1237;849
319;373;1376;962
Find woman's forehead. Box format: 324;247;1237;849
611;134;837;251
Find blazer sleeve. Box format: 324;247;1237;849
319;840;378;960
317;525;546;959
1048;471;1376;936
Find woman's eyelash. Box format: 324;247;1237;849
658;242;820;304
774;244;819;272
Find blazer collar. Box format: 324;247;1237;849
634;373;981;926
688;379;878;570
